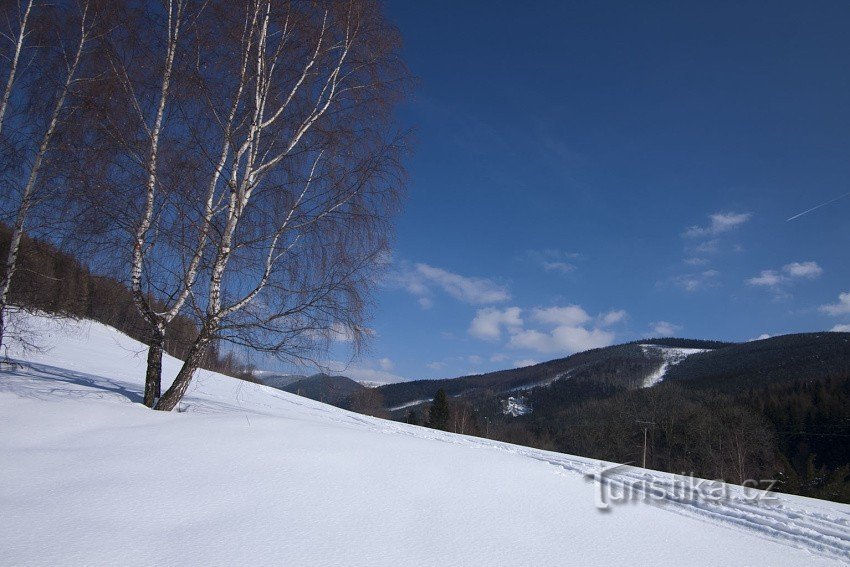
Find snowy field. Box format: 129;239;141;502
1;311;849;566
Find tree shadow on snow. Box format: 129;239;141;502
0;359;143;404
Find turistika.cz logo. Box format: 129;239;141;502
584;462;778;511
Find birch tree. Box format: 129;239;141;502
0;0;98;355
153;0;408;410
88;0;221;406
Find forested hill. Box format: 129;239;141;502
376;333;849;410
663;332;850;390
365;332;850;504
0;224;253;380
375;339;722;409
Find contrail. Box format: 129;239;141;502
787;191;850;221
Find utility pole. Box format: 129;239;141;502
636;420;655;469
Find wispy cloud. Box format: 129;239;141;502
390;262;510;308
524;249;580;276
669;269;720;292
599;309;627;326
649;321;682;336
531;305;591;326
320;358;405;384
746;270;784;287
746;261;823;294
783;261;823;279
831;324;850;332
693;239;720;254
542;261;576;275
683;212;751;238
819;291;850;316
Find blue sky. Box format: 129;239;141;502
298;1;850;383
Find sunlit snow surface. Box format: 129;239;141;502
1;311;849;566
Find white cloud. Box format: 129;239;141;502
468;307;523;340
684;212;751;238
782;261;823;279
747;270;784;287
684;257;709;266
820;291;850;316
649;321;682;336
467;355;483;364
415;263;509;303
599;309;627;326
426;361;446;371
378;357;394;371
390;262;509;308
672;270;720;292
490;353;508;363
525;249;580;276
693;239;720;254
747;261;823;290
531;305;591;326
830;324;850;332
321;359;405;384
509;325;614;354
471;303;622;356
542;261;576;275
513;359;539;368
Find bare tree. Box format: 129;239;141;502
77;0;227;406
0;0;98;355
152;0;408;410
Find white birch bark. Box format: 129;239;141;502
0;2;92;354
0;0;33;138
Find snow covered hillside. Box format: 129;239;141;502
1;312;849;566
640;344;708;387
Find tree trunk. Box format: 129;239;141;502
143;324;165;407
154;329;212;411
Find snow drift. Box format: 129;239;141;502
1;311;848;566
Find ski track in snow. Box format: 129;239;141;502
2;313;849;564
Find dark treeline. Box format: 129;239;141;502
0;223;255;380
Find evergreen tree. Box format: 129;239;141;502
427;388;450;431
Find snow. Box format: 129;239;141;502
1;311;849;566
501;395;531;417
640;344;708;387
387;397;432;412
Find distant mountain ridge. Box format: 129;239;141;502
257;373;365;405
376;332;850;411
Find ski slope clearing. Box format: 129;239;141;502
1;312;849;566
640;344;708;387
